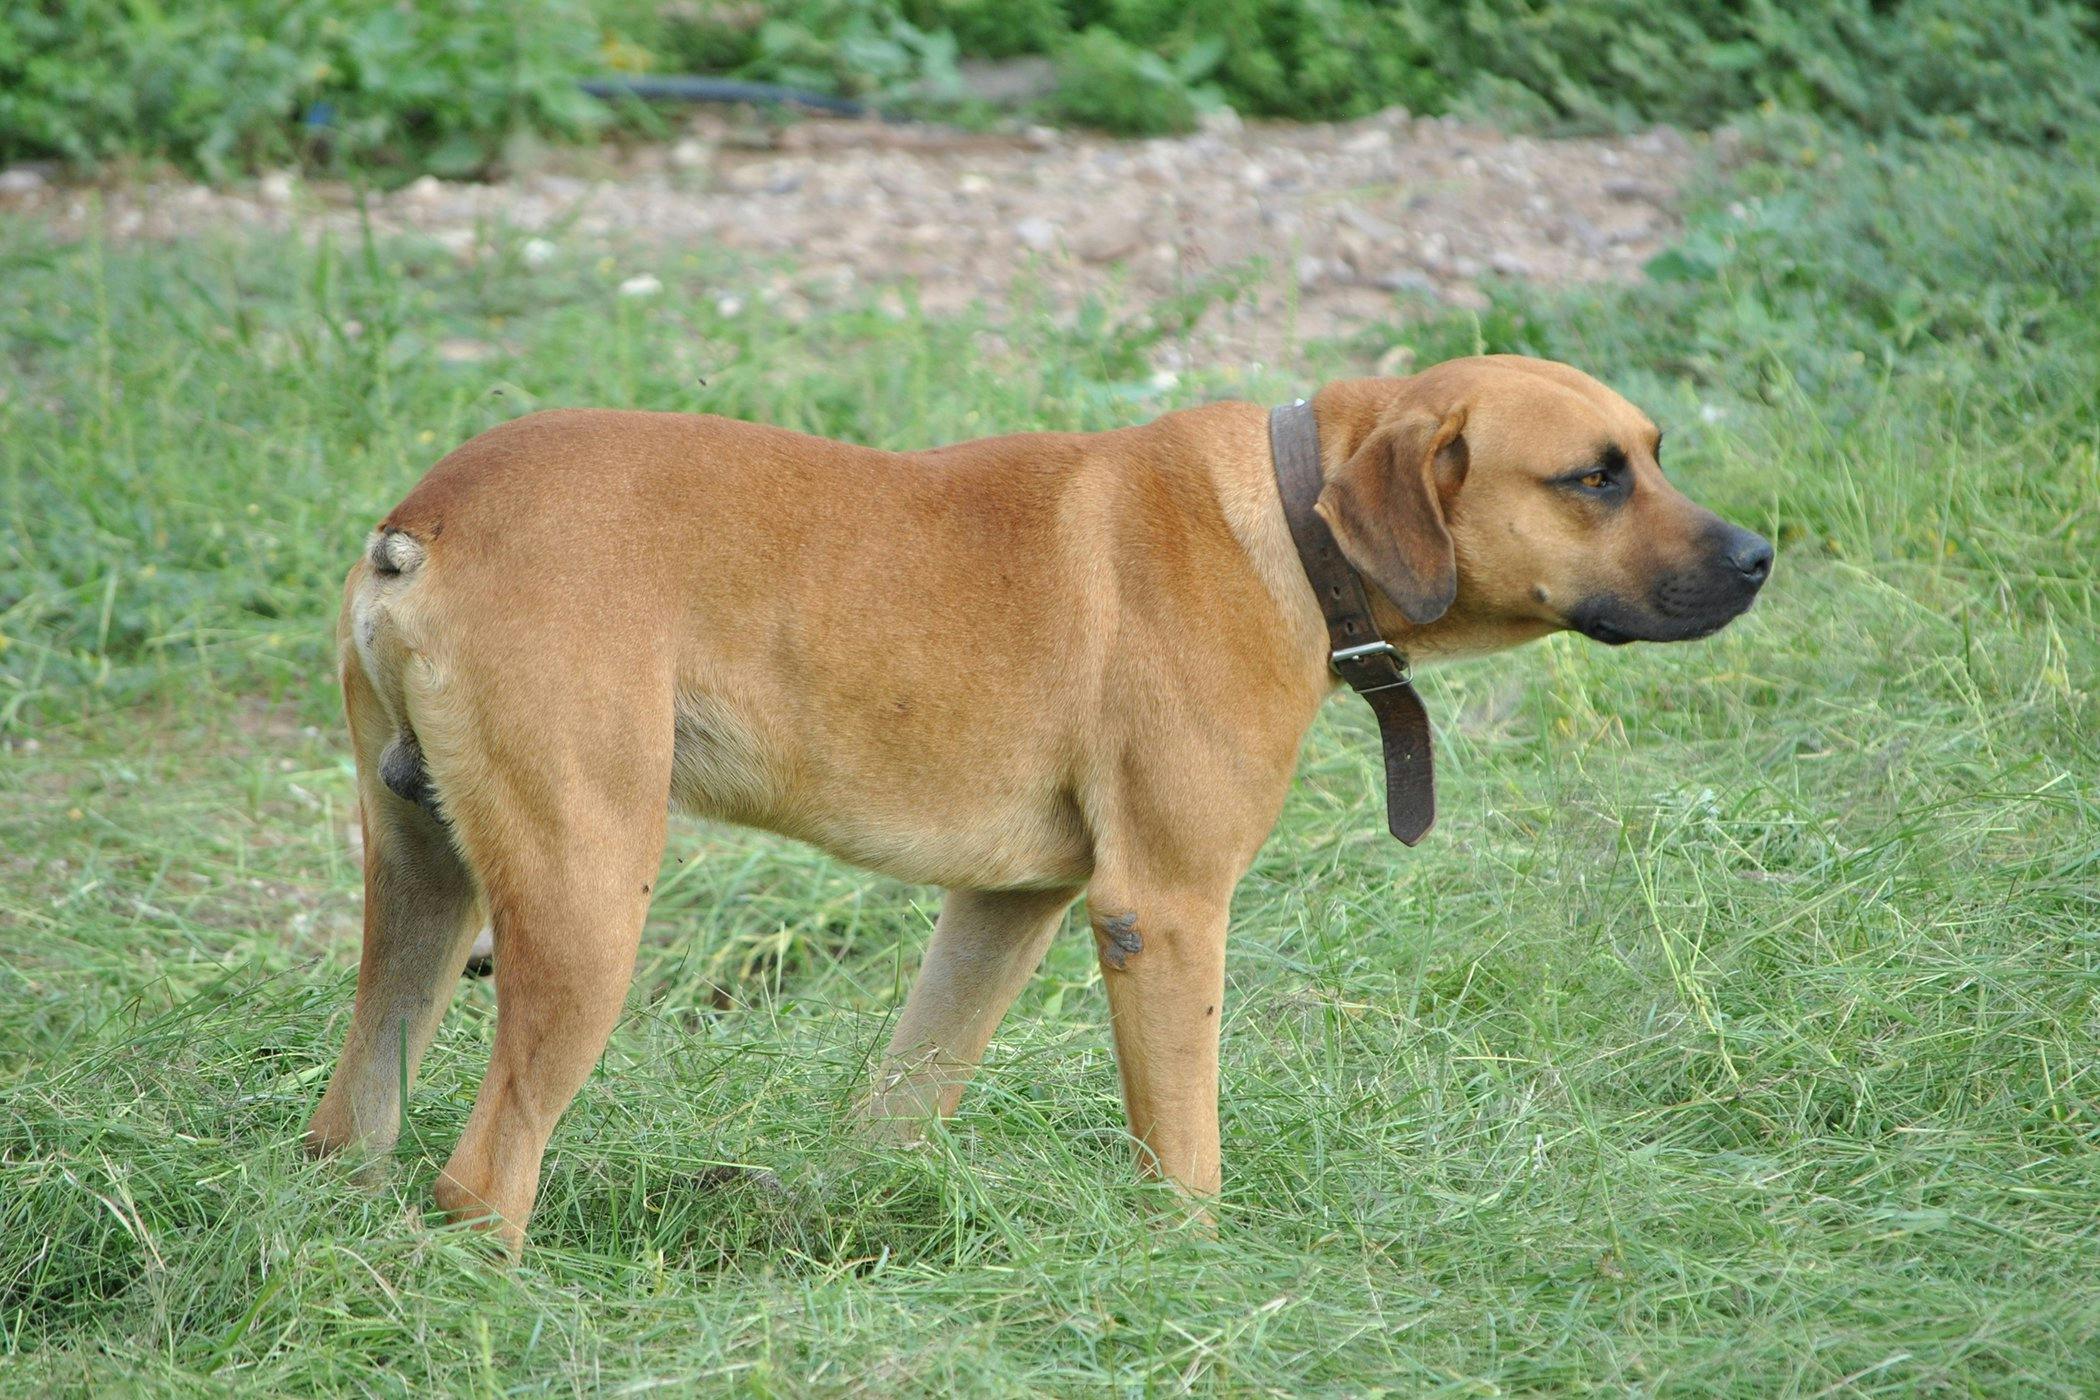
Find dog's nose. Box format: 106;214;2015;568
1723;528;1773;585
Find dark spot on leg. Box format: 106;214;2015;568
1092;911;1143;971
1205;1005;1214;1016
641;883;651;895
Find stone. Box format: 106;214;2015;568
1014;216;1058;253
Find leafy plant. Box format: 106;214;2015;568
7;0;2100;173
1047;25;1215;135
0;0;610;178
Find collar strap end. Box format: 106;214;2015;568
1270;399;1439;846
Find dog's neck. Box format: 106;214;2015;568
1222;389;1461;678
1209;407;1338;693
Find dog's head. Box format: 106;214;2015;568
1312;355;1771;657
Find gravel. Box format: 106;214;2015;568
0;109;1694;369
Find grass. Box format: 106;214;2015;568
3;120;2098;1393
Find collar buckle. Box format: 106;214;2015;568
1330;639;1412;694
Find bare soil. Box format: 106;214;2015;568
1;108;1695;368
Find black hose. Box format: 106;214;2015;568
579;76;874;119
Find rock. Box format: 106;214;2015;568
1074;217;1145;264
1374;269;1438;297
1603;176;1669;203
1489;251;1535;278
1335;226;1374;273
521;237;558;268
0;166;47;196
724;162;801;195
1014;216;1058;253
1563;215;1609;256
668;138;712;170
257;170;296;206
618;274;663;297
1197;106;1244;136
401;175;445;205
1337;203;1397;240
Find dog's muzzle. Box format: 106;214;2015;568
1570;523;1772;645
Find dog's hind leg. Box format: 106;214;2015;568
861;885;1078;1134
427;685;674;1255
307;667;483;1162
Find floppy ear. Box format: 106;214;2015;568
1314;405;1469;624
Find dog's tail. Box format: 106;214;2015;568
347;526;446;822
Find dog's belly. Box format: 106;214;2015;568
669;692;1092;890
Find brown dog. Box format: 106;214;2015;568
305;355;1770;1252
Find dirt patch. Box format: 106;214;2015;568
3;108;1693;367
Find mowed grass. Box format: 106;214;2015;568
3;124;2098;1394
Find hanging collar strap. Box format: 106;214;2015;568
1268;398;1437;845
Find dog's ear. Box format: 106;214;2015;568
1314;403;1469;624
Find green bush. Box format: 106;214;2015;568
3;0;2098;173
0;0;609;178
1047;26;1204;135
1106;0;1443;123
1436;0;2100;147
645;0;2100;144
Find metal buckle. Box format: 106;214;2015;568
1330;640;1412;694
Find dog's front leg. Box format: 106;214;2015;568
1084;886;1231;1200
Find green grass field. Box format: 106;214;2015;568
4;120;2097;1394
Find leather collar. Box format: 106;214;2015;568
1268;399;1437;845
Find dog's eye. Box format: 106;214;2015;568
1561;448;1630;497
